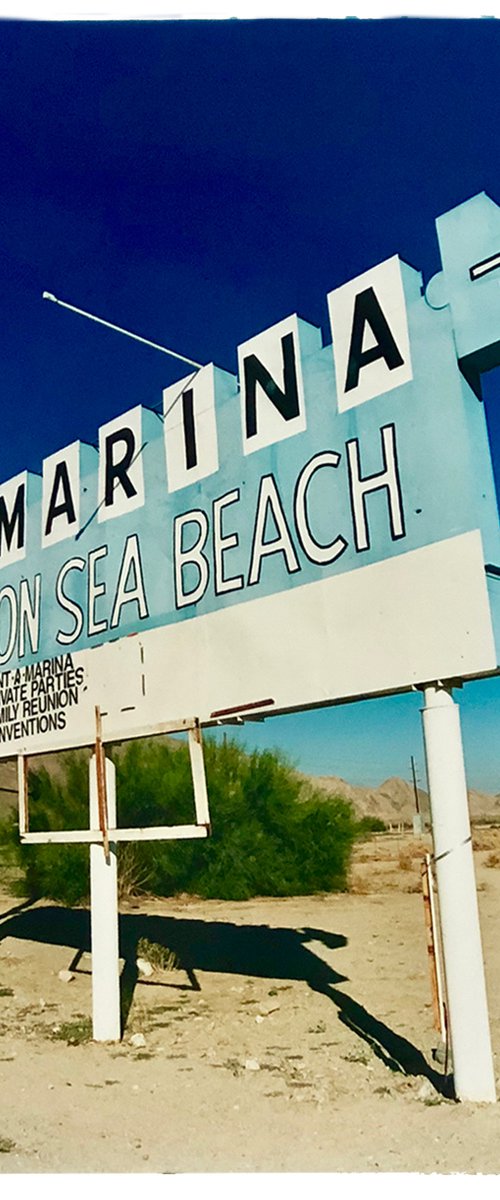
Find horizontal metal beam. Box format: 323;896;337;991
20;824;210;845
9;715;205;761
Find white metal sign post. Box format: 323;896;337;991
89;752;120;1042
421;684;496;1103
18;716;211;1042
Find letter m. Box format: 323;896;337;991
0;474;26;564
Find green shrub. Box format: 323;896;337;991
355;815;387;836
0;755;90;903
0;738;358;904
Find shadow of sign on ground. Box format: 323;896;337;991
0;902;450;1096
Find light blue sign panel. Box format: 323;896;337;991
0;192;500;755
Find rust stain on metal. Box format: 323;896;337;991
95;706;110;859
421;855;441;1034
210;698;275;719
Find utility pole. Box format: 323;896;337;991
411;754;423;835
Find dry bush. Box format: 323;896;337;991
117;843;150;902
348;875;374;895
484;852;500;869
136;937;180;971
411;840;431;857
472;829;500;852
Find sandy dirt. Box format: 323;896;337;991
0;829;500;1175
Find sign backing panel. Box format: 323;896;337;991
1;192;500;756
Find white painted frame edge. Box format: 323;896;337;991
17;718;211;844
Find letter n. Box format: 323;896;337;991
238;316;321;455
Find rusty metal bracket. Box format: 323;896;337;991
95;706;110;859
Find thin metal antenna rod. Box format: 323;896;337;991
42;291;204;370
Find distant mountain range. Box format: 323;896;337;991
0;750;498;829
310;773;500;826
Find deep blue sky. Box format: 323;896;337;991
1;16;500;790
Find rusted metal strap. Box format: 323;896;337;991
421;856;441;1034
210;698;275;718
95;706;109;859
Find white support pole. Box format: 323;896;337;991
89;754;121;1042
421;684;496;1102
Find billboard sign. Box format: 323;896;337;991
1;191;500;757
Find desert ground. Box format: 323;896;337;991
1;827;500;1176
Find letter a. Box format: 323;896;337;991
328;256;414;412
